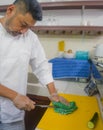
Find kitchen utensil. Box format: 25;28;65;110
35;104;57;108
35;103;72;108
84;59;98;96
35;103;71;108
63;52;74;59
75;51;89;60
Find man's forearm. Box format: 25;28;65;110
0;84;35;111
47;82;60;102
0;84;17;101
47;82;58;95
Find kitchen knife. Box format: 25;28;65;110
35;104;56;108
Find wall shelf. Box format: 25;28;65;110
0;5;8;12
32;25;103;31
31;26;103;35
0;1;103;35
36;1;103;35
41;1;103;10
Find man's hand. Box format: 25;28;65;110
13;94;35;111
50;93;69;105
47;82;69;105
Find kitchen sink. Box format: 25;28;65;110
28;72;39;84
27;72;50;97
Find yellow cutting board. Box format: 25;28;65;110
37;94;103;130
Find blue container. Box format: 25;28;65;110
75;51;89;60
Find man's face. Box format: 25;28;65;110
4;5;36;36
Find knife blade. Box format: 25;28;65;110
35;104;55;108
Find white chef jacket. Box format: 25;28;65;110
0;23;53;123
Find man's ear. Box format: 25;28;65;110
6;4;16;16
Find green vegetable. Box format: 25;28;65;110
87;112;98;129
52;101;78;115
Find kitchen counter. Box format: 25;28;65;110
27;79;103;130
35;93;103;130
27;69;103;130
34;82;103;130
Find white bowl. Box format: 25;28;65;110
63;53;74;58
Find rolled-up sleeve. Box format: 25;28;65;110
29;35;53;86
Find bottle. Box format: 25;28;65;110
58;40;65;58
58;40;65;52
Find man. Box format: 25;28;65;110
0;0;69;130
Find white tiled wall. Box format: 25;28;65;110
38;34;103;60
0;0;14;5
1;0;102;70
28;34;103;72
36;10;82;26
36;9;103;26
35;4;103;61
